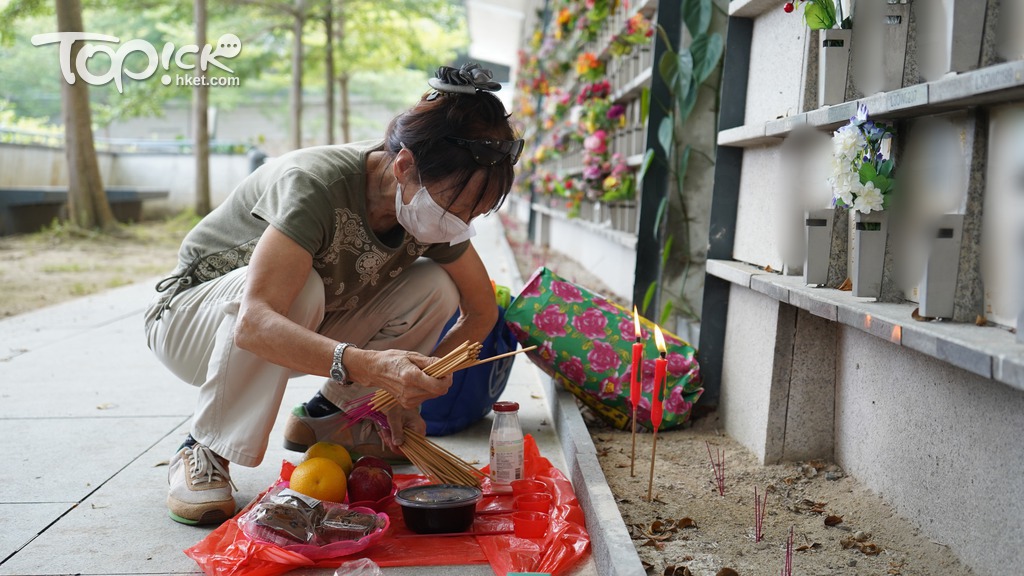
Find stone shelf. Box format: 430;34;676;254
727;0;783;18
706;258;1024;391
718;60;1024;147
532;202;639;249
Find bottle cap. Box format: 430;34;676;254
492;401;520;412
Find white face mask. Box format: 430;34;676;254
395;177;477;246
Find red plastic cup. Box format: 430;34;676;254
510;479;545;497
512;511;549;538
515;492;552;513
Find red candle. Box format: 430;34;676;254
648;324;669;500
630;306;643;408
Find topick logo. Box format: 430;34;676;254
31;32;242;92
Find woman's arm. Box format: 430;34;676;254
234;225;450;408
436;242;500;357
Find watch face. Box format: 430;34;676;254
330;367;344;382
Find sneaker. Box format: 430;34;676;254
167;443;237;525
282;405;409;463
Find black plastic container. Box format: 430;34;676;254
394;484;482;534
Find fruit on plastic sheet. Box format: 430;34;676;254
347;465;393;503
352;455;393;477
304;441;354;475
289;457;347;503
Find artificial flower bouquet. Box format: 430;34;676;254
828;104;896;214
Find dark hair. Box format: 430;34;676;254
384;90;517;215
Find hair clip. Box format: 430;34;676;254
427;63;502;95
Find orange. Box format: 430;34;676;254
304;441;354;475
289;457;347;502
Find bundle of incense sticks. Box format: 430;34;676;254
399;428;487;487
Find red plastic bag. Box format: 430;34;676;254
185;435;589;576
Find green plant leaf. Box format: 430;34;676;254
682;0;712;37
803;1;837;30
678;82;699;122
658;116;674;158
879;158;894;178
659;51;679;89
678;145;692;189
690;32;724;86
858;162;877;184
674;50;694;101
662;234;674;269
642;281;658;317
638;148;656;183
659;300;674;327
640;87;651;122
653;195;669;242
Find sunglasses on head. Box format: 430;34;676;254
444;136;525;166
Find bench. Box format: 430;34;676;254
0;186;170;235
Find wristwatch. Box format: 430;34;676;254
330;342;353;385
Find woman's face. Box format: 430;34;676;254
427;170;499;225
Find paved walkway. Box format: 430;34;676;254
0;215;641;575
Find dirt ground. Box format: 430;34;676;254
0;213;974;575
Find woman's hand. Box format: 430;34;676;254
346;348;452;409
382;405;427;449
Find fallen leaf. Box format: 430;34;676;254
716;568;739;576
975;315;987;327
615;463;628;468
796;543;821;551
859;543;882;555
837;277;853;291
678;517;697;529
911;307;932;322
840;537;857;549
821;510;841;523
642;561;654;571
764;265;774;273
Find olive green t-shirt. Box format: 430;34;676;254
173;140;468;312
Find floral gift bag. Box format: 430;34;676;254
505;267;702;431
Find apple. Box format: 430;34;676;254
352;455;393;477
347;465;394;503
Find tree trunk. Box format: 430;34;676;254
337;2;349;144
194;0;211;215
339;72;350;144
324;1;335;145
290;3;305;150
56;0;115;231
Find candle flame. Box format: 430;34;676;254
654;324;667;355
633;306;642;341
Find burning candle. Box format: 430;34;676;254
647;324;668;501
629;306;643;477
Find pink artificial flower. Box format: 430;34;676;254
537;340;555;363
507;321;529;343
607;104;626;120
593;297;619;314
667;351;693;377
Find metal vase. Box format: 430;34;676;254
818;29;852;107
804;208;835;285
918;214;964;318
852;210;889;298
881;0;912;91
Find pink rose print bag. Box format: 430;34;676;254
504;267;702;431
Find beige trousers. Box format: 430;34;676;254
145;260;459;467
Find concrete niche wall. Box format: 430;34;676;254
834;327;1024;575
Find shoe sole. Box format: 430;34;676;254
283;438;310;452
168;509;230;526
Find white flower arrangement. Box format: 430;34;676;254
828;104;896;214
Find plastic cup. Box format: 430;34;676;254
512;511;549;538
515;492;552;513
510;479;545;497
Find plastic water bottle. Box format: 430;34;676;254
489;401;524;488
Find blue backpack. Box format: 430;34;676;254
421;304;518;436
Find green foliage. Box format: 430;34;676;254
802;0;838;30
643;0;725;324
